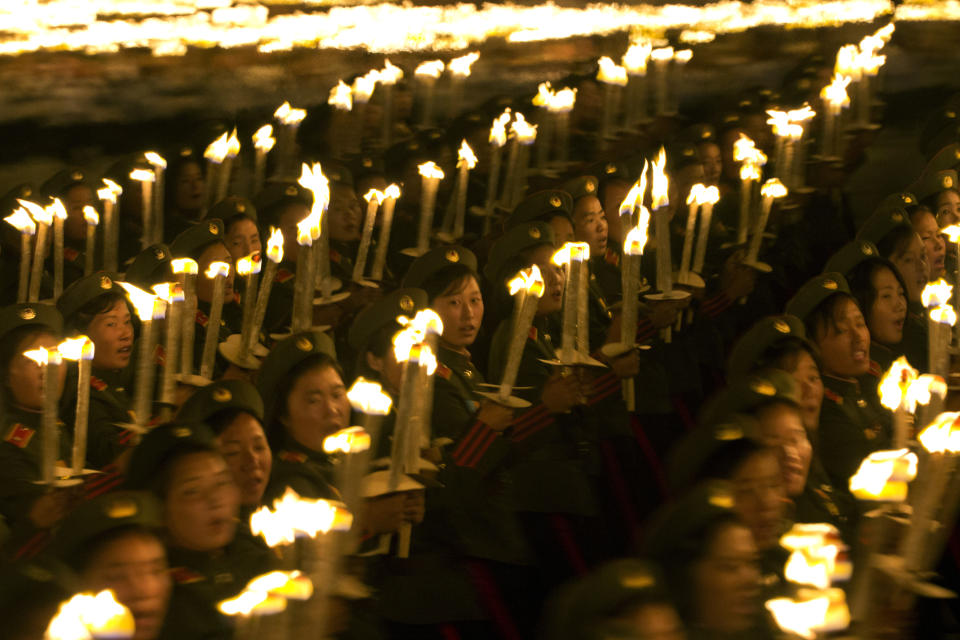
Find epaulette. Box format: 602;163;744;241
196;309;209;327
436;363;452;380
276;268;295;284
528;326;538;341
170;566;205;585
824;388;842;405
604;248;620;267
4;423;34;449
64;247;80;262
867;360;881;377
278;450;308;463
90;376;107;392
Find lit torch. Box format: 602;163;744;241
98;178;122;272
596;56;628;144
198;261;230;380
144;151;167;245
19;198;52;303
415;59;444;129
23;346;61;484
410;162;444;256
119;282;164;426
922;279;956;382
498;266;545;401
47;198;67;299
152;283;183;421
171;258;199;378
746;178;788;265
441;140;477;240
447;51;479;119
45;590;135;640
58;336;94;474
82;205;99;276
819;75;851;159
484;109;511;224
248;228;283;353
371;184;401;281
4;206;35;303
252;124;276;193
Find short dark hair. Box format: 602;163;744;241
876;225;919;264
754;337;821;375
150;442;221;499
264;352;344;448
847;257;908;332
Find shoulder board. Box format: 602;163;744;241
64;247;81;261
4;423;34;449
278;450;308;463
196;309;209;327
276;268;295;284
436;363;452;380
604;249;620;267
867;360;881;377
90;376;108;392
824;388;843;405
528;326;538;341
170;566;205;585
330;249;342;264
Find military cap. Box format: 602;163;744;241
727;315;811;378
401;245;478;289
506;190;573;229
208;196;257;224
124;244;173;290
594;161;632;183
57;272;126;322
483;221;555;283
257;331;337;414
323;162;355;189
178;378;264;426
920;107;959;158
0;183;34;216
0;557;75;624
685;122;717;144
348;288;428;351
0;303;63;341
668;140;701;170
562;176;600;202
644;480;738;560
40;168;89;199
723;370;800;414
169;219;225;260
53;491;162;564
351;155;386;182
125;421;217;490
784;272;851;323
856;206;912;245
873;191;917;217
925;143;960;176
254;181;314;224
912;169;958;203
668;413;761;492
824;239;879;277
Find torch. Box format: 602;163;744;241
144;151;167;244
274;102;307;179
921;279;956;383
199;261;230;380
327;80;354;159
48;198;67;300
58;336;94;475
82;205;99;276
4;206;35;303
248;228;283;354
415;60;444;129
98;179;122;273
252;125;276;195
351;70;378;153
503;113;537;210
45;590;134;640
819;75;851;160
119;282;164;427
622;40;652;128
481;110;510;231
129;168;156;250
19;199;52;303
23;347;61;485
354;189;385;283
152;283;183;421
596;56;627;147
378;59;403;148
371;184;401;282
447;51;479;120
171;258;199;378
405;162;444;257
439;140;476;241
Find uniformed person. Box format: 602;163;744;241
910;170;951;279
0;184;51;306
163;148;207;241
124;244;174;292
210;197;261;266
40;168;96;289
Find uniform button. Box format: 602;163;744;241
856;399;866;408
117;387;125;393
463;370;473;379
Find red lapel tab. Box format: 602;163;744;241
279;450;308;463
4;423;34;449
90;376;107;391
604;248;620;267
528;326;538;341
276;269;295;284
170;567;205;585
64;247;80;261
330;249;342;264
436;363;452;380
154;343;166;366
196;309;209;327
824;388;842;405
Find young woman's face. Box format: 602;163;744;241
699;142;723;187
434;277;484;349
87;299;134;371
164;451;239;552
175;162;206;213
731;449;786;551
8;332;64;410
277;203;312;264
225;219;261;266
936;189;960;227
787;351;823;434
755;403;812;497
868;266;907;346
216;413;272;507
283;365;350;451
196;242;235;304
889;233;929;303
573;195;608;256
815;298;871;378
693;522;761;634
529;244;564;315
327;185;362;242
913;210;946;279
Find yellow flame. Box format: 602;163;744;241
217;589;286;617
203;132;229;164
767;109;790;136
118;281;161;321
733;134;757;163
507;265;546;298
448;51;479;77
236;252;262;277
532;81;552;107
205;261;231;279
144;151;167;169
45;589;134;640
352;70;379;103
415;59;444;78
942;224;960;243
393;309;444;369
740;162;762;182
622;40;652;74
624;222;649;257
274;101;306;126
346;377;393;415
298;162;331;238
702;185;720;205
323;426;372;455
761;178;788;199
418;161;445;180
619;173;646;219
849;448;918;501
766;590;850;640
57;336;95;361
5;207;36;234
551;241;591;266
23;347;52;367
489;113;509;147
874;22;895;43
510;112;537;144
917;412;960;454
225;128;241;157
364;189;386;206
457;140;477;169
650;46;675;62
674;48;693;63
379;59;403;85
549;86;577;112
265;227;284;263
922;278;954;308
83;205;99;226
788;104;817;122
18;199;52;226
152;282;185;304
780;522;842;551
47;198;67;221
246;570;313;601
384;183;402;200
821;75;852;108
686;183;706;206
680;30;716;45
650;147;669;210
596;55;628;86
171;257;198;275
834;44;862;79
253;124;276;152
249;487;353;547
931;304;958;327
98;178;122;203
328;79;353;110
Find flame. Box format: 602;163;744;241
47;198;67;221
551;241;590;266
296;214;316;246
917;412;960;454
650;46;675;62
246;571;313;601
780;522;843;551
448;51;479;77
942;224;960;243
144;151;167;169
129;168;157;184
733;134;757;163
650;147;669;210
98;178;122;203
236;252;262;277
922;278;954;308
274;101;306;126
849;448;918;501
550;86;577;112
58;335;95;361
171;257;198;275
393;309;444;371
624;222;649;257
680;30;716;45
5;207;36;235
203;132;229;164
152;282;185;303
45;590;134;640
205;261;231;280
250;487;353;547
877;356;946;413
507;265;545;298
298;163;330;242
702;185;720;205
364;189;386;206
265;227;284;263
217;589;286;617
874;22;895;43
352;70;379;103
253;124;276;153
686;183;706;206
740;161;762;182
622;40;652;74
384;183;402;200
18;199;53;226
532;81;552;107
82;205;99;226
766;589;849;640
414;59;444;78
323;426;372;455
674;48;693;63
24;347;60;366
834;44;862;79
767;109;790;136
346;377;393;415
328;79;353;111
619;171;646;219
821;75;852;108
418;161;445;180
510;112;537;144
225;129;241;157
379;59;403;85
596;56;627;86
118;281;162;321
489;113;509;147
931;305;958;326
761;178;788;199
457;140;477;169
788;104;817;122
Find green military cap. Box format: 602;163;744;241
912;169;958;203
0;183;35;216
668;140;701;170
324;162;355;189
723;370;800;414
727;314;811;378
595;161;631;183
401;245;478;289
644;480;738;560
124;244;173;290
178;379;264;424
348;288;428;351
668;413;761;492
57;272;125;322
208;196;257;224
169;219;225;260
40;168;89;199
785;272;851;323
824;239;880;277
873;191;917;217
125;421;217;490
562;176;600;202
685;122;717;143
856;206;912;245
254;181;314;225
506;190;573;229
483;221;555;283
925;143;960;175
257;331;337;413
0;303;63;341
53;490;162;564
920;107;959;158
351;155;386;181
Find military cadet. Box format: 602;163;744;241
325;164;363;283
125;244;174;292
0;303;74;555
786;273;891;512
506;190;575;247
125;421;275;640
52;490;171;640
163;149;207;241
209;197;261;266
58;272;136;471
40;168;96;289
911;170;952;279
0;184;52;306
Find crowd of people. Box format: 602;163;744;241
1;33;960;640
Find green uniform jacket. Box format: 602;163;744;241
264;431;339;503
794;456;856;548
263;260;296;336
60;364;136;470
